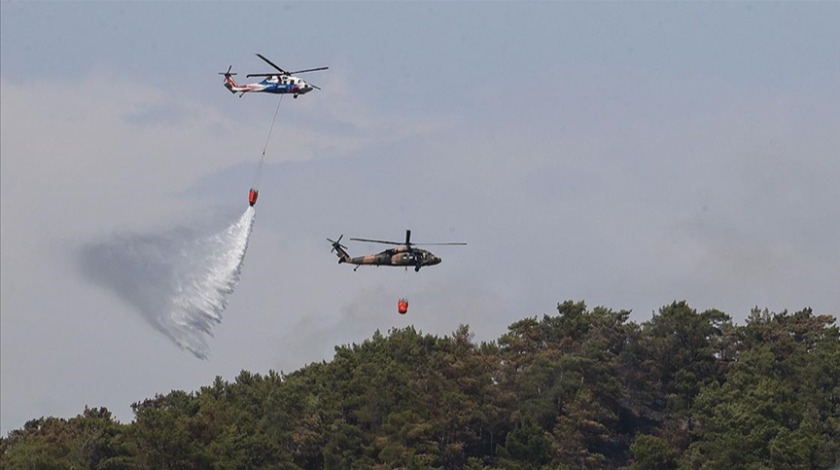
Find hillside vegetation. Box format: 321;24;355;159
2;301;839;469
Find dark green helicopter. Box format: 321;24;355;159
328;230;466;272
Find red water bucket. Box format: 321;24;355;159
397;299;409;314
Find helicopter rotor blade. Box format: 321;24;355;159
349;237;403;245
289;66;329;74
350;229;466;247
255;53;289;74
412;242;468;246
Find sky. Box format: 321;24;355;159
1;1;838;434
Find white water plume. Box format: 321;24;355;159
78;207;255;359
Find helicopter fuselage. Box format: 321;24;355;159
328;230;463;272
221;54;327;98
223;74;315;97
347;247;442;269
254;75;315;95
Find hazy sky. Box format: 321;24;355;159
2;1;838;434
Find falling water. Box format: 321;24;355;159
78;207;256;359
166;206;255;356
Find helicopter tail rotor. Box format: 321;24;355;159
220;66;244;95
218;65;237;77
327;234;347;251
327;235;351;263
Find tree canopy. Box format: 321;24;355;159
2;301;838;469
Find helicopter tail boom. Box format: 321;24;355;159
220;66;248;94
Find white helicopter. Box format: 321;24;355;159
220;53;328;98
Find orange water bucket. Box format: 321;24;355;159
397;298;409;314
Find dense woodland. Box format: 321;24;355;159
2;301;839;469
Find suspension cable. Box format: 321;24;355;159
252;95;284;191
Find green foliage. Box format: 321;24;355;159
627;434;676;470
680;307;840;470
3;302;838;470
0;407;137;469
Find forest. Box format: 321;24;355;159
2;301;839;469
